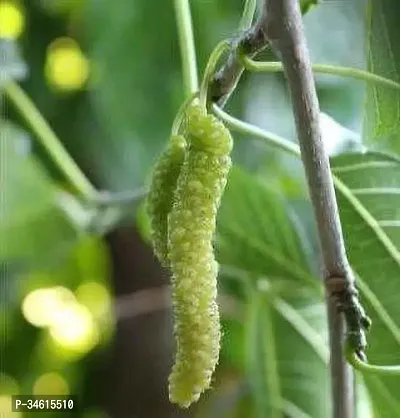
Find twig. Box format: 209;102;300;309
209;2;318;107
210;0;267;106
259;1;364;417
3;81;98;201
209;23;268;106
327;299;354;418
94;187;148;206
115;285;171;321
115;285;243;322
256;0;349;275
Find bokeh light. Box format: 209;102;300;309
45;37;90;92
22;286;100;355
0;395;21;417
0;1;25;39
22;287;76;328
75;281;111;317
49;304;99;354
33;372;69;395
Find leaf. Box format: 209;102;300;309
80;0;253;192
216;274;329;418
331;151;400;415
217;168;318;290
0;122;79;274
246;286;329;418
81;0;181;190
300;0;319;15
216;168;330;417
364;0;400;154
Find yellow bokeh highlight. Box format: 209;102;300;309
22;286;99;355
49;304;99;353
33;372;69;395
45;37;90;92
0;1;25;39
0;395;21;417
75;282;111;317
22;287;76;327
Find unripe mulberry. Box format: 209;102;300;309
168;102;233;408
147;135;186;266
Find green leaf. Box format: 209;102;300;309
300;0;319;15
364;0;400;154
245;285;329;418
331;151;400;415
217;168;318;290
80;0;251;192
216;168;330;417
82;0;181;190
0;122;79;273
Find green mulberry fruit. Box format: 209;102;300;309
147;135;186;266
168;102;233;408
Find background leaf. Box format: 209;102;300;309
0;122;79;274
217;168;317;290
363;0;400;155
332;151;400;416
216;168;330;417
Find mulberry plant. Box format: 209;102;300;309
147;98;233;408
147;134;187;266
167;101;233;407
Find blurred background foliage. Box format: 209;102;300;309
1;0;400;417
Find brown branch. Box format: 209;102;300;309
259;1;361;417
206;2;371;416
209;20;269;106
208;3;317;107
262;1;349;276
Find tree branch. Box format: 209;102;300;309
259;1;361;417
205;1;371;415
209;19;269;106
263;0;348;275
209;2;318;107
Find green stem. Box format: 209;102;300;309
239;0;258;31
244;283;266;417
243;56;400;91
199;40;231;110
262;295;283;418
171;92;198;135
95;187;148;206
174;0;199;96
346;345;400;375
3;81;98;200
212;104;300;157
